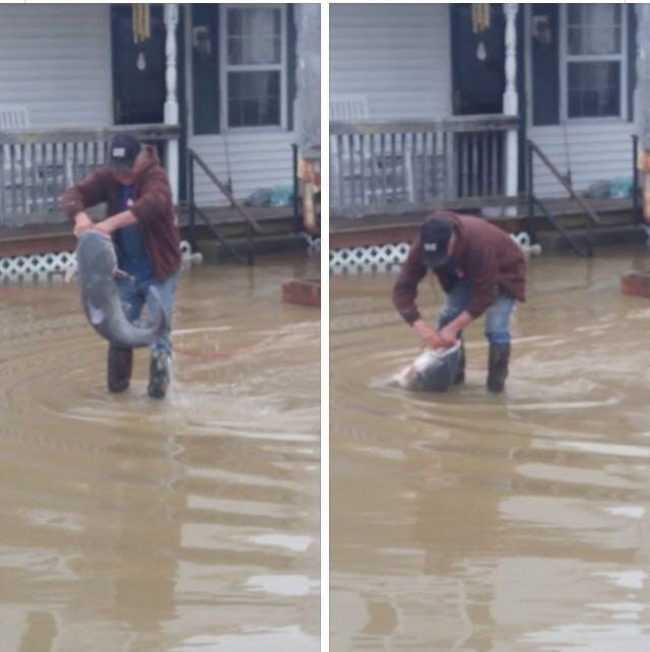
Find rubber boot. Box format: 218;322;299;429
487;343;510;393
107;345;133;393
454;342;466;385
148;350;171;399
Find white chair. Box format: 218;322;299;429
330;94;369;123
0;106;55;215
0;105;30;131
330;95;372;206
0;105;32;210
330;95;415;205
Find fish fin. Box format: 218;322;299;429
113;268;134;283
64;264;77;284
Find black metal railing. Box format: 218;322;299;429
632;134;644;224
186;147;262;265
526;139;601;257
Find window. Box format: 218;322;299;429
221;5;286;129
563;4;626;119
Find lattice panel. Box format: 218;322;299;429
299;233;321;252
330;243;410;274
329;232;540;274
0;240;195;282
0;251;75;281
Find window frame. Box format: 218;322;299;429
559;3;628;123
219;3;288;132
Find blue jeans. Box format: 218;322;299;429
116;272;178;357
437;279;515;345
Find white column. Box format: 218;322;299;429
503;3;519;211
164;4;180;203
636;5;650;148
635;5;650;224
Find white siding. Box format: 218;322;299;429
189;131;295;207
185;3;299;207
529;121;636;198
0;4;112;128
330;3;451;120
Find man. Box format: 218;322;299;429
393;211;526;393
60;134;182;399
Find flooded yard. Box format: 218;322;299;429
330;246;650;651
0;255;320;652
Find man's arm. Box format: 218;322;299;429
393;237;428;326
128;167;174;229
93;208;138;236
60;168;112;238
437;241;499;344
393;238;449;349
60;168;111;221
438;310;473;345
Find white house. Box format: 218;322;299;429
329;3;639;216
0;3;319;227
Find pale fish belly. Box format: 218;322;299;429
394;342;461;392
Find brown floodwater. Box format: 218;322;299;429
0;254;320;652
331;246;650;652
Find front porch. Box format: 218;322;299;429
330;114;518;218
0;124;180;228
0;121;312;274
330;195;640;247
0;3;320;271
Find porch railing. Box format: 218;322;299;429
526;138;601;257
0;124;180;226
186;147;262;265
330;115;519;215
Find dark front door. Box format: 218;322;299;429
111;5;166;125
110;5;188;200
451;4;505;115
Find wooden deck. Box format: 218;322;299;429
330;196;638;249
0;204;299;259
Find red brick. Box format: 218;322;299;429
282;277;320;307
621;271;650;299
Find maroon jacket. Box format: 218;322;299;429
60;149;182;282
393;212;527;325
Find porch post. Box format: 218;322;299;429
503;3;519;213
637;5;650;147
164;4;179;203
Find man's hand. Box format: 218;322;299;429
92;219;116;237
73;212;93;238
413;319;446;349
438;323;460;347
438;310;473;347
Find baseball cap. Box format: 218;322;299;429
106;134;141;171
420;218;454;269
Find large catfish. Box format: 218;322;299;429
75;230;167;348
394;342;461;392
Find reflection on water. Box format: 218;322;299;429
331;247;650;651
0;255;320;652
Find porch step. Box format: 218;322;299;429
330;197;639;251
535;224;647;253
0;204;304;260
0;223;74;258
196;232;311;264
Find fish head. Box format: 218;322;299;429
76;231;118;277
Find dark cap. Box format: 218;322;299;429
106;134;141;171
420;218;454;269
